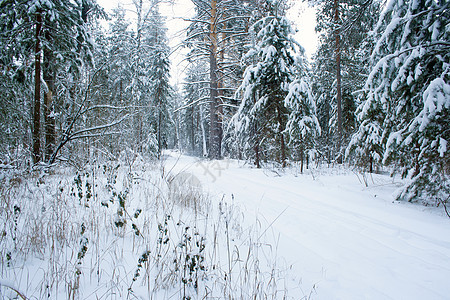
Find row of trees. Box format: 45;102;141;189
177;0;448;203
178;0;374;165
0;0;448;203
178;0;319;170
0;0;172;167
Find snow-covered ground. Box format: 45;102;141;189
165;152;450;300
2;152;449;299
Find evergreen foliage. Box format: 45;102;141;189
311;0;382;161
0;0;447;206
231;0;317;168
349;0;449;203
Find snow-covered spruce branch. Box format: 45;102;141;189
185;43;211;53
218;33;249;45
218;103;239;109
65;131;122;140
190;0;214;13
185;51;211;61
373;3;449;55
80;104;132;115
338;0;375;33
79;104;150;116
367;42;449;86
182;18;213;25
217;15;251;25
185;31;211;42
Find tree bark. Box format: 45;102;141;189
300;146;304;173
32;10;42;165
254;122;260;169
157;108;162;158
189;108;195;154
200;106;208;157
208;0;222;159
334;0;343;160
43;31;56;163
277;106;286;168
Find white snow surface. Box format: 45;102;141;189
165;152;450;300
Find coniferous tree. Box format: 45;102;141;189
0;0;101;164
231;0;302;167
348;0;449;203
146;4;172;157
182;60;210;157
285;61;321;172
311;0;381;162
185;0;254;159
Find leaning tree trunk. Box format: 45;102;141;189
32;9;42;165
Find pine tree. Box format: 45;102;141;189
311;0;381;161
351;0;449;203
146;4;172;158
185;0;254;159
231;0;300;167
0;0;100;164
285;60;321;172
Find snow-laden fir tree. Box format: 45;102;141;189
348;0;449;203
76;7;134;160
145;4;172;158
285;57;321;172
101;1;171;158
231;0;316;168
0;0;100;164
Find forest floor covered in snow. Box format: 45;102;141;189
166;151;450;300
1;151;449;299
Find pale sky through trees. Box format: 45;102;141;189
96;0;317;85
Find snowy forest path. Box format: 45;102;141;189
164;152;450;300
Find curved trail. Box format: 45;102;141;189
166;154;450;299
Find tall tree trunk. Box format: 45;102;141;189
277;106;286;168
254;121;260;168
254;144;260;168
209;0;222;159
189;108;195;154
133;0;143;152
300;146;304;173
200;105;208;157
280;134;286;168
334;0;343;160
43;32;56;163
32;10;42;165
158;108;162;159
